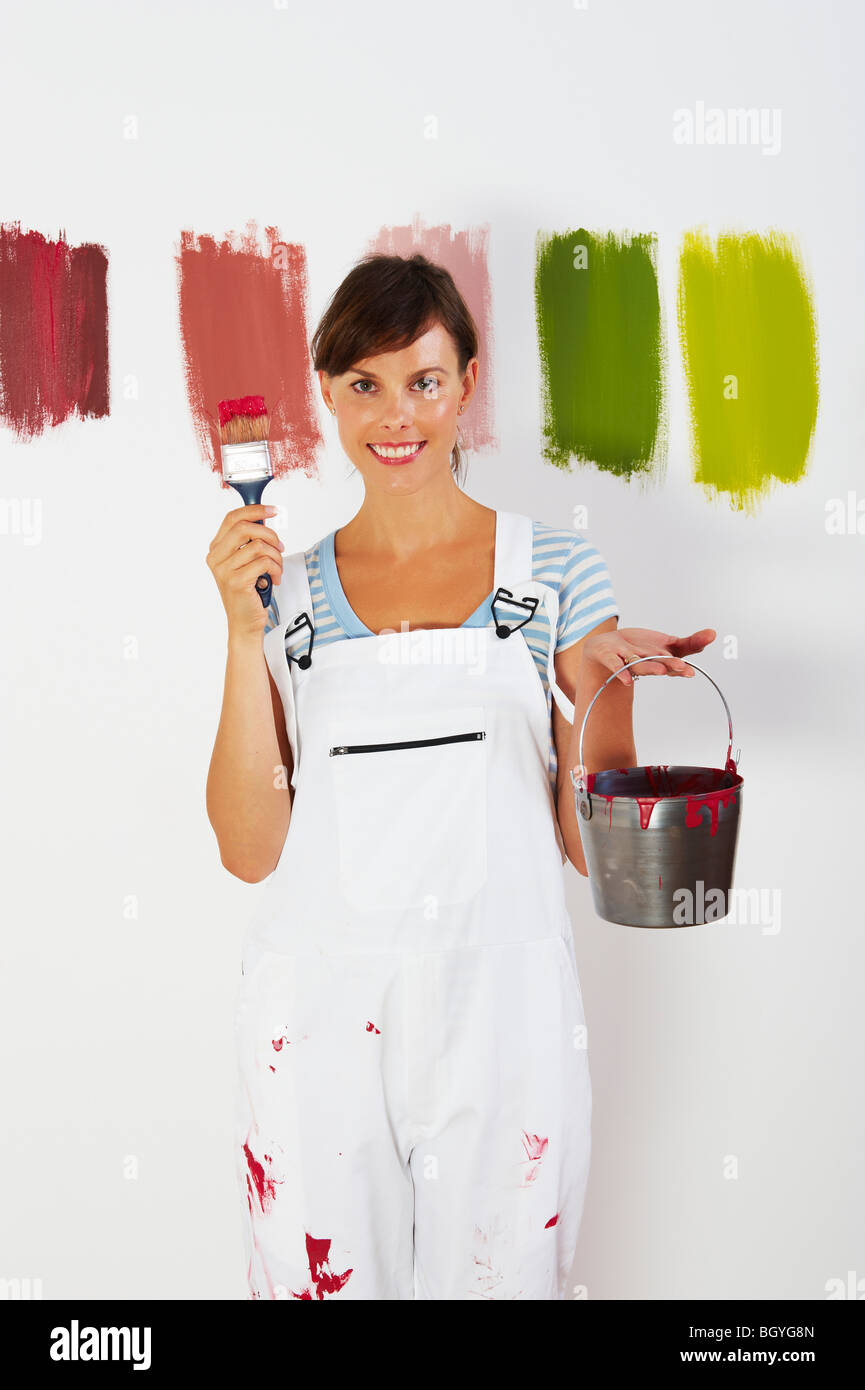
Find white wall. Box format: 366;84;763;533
1;0;862;1300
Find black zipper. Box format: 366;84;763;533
329;730;485;756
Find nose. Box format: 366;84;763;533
375;390;416;431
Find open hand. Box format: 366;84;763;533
583;627;717;686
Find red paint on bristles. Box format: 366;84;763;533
218;394;267;426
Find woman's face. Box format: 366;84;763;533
319;323;477;491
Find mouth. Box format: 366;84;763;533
366;440;427;465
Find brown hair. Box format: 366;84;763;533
310;253;479;487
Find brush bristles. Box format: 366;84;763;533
217;395;270;445
219;413;270;445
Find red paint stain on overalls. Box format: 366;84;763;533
290;1233;354;1300
471;1219;508;1298
545;1213;559;1228
365;1021;381;1034
272;1028;310;1051
471;1252;503;1298
243;1136;284;1214
520;1131;549;1184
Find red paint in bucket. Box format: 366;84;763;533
586;765;742;836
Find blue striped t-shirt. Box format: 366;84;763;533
265;519;619;791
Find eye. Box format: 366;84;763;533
413;376;439;393
350;379;375;394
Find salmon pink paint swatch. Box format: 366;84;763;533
370;217;497;454
0;222;109;439
176;223;321;481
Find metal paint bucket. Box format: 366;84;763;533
569;657;743;928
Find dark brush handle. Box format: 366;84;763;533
227;477;273;609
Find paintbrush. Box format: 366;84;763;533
218;394;274;609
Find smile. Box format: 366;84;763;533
367;441;427;464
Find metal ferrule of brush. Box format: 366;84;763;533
220;440;273;493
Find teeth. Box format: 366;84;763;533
369;442;424;459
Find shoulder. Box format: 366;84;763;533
263;541;320;635
529;517;609;581
528;517;619;647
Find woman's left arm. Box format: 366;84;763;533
552;619;633;877
552;619;717;876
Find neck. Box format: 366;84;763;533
337;481;489;563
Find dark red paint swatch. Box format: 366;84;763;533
0;222;109;438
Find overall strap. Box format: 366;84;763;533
261;549;314;790
492;513;577;726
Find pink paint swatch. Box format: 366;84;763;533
369;217;497;454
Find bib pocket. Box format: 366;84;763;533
328;704;488;913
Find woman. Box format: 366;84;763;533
206;253;715;1300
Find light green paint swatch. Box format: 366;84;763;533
677;229;819;513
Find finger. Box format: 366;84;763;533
210;522;284;568
668;628;716;655
229;524;283;554
627;651;694;678
209;504;278;552
641;658;695;677
619;665;643;686
224;519;283;550
601;654;638;685
210;502;275;544
225;539;285;574
228;554;284;591
234;503;276;519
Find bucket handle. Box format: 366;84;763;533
569;656;740;812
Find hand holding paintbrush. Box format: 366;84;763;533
218;394;275;608
206;511;284;653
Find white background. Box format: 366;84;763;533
1;0;862;1300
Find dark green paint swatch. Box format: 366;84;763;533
678;229;819;513
535;229;666;478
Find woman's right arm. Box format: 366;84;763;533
204;503;293;883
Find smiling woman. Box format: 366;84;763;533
206;250;711;1304
310;251;478;485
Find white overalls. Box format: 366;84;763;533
233;510;592;1300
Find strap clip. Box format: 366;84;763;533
284;611;315;669
490;586;539;638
